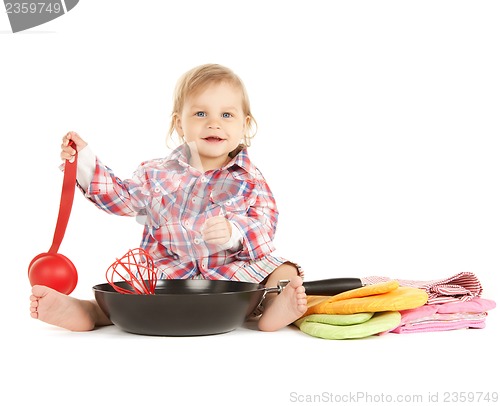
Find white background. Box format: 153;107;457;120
1;1;499;405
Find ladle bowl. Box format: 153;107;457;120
28;253;78;295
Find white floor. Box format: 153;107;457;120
6;295;498;406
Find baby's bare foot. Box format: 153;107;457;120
30;285;95;332
258;276;307;332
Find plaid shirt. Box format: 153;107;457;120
84;144;278;280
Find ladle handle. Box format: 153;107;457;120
303;278;363;296
48;141;78;254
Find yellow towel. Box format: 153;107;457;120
304;280;428;316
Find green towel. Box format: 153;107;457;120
295;311;401;340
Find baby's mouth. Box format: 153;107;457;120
203;136;224;143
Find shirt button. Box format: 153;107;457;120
201;176;208;183
194;238;201;245
184;220;190;226
154;187;161;193
225;200;232;206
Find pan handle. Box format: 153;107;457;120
303;278;363;296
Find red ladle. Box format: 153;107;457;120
28;142;78;294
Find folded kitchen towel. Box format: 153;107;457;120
391;312;487;334
436;297;496;313
385;297;496;334
304;281;428;316
295;311;401;340
361;272;483;305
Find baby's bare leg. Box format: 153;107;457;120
258;264;307;332
30;285;111;332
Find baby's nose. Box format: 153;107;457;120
208;120;221;129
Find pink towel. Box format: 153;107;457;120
362;272;483;304
437;297;496;313
385;298;496;334
391;314;487;333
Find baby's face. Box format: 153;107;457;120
176;82;249;171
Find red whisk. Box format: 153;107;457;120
106;248;158;294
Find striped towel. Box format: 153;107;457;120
361;272;483;305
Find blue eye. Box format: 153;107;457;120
195;111;206;117
222;112;232;118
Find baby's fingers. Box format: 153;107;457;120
203;215;227;228
60;142;77;162
202;228;230;245
201;217;232;244
62;131;88;150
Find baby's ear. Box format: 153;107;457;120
174;115;184;135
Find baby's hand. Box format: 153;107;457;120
201;216;232;245
61;131;88;163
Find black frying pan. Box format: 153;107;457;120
93;277;363;336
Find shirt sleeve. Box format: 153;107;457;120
225;178;278;261
81;154;151;218
75;145;96;191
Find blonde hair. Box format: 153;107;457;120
168;64;257;148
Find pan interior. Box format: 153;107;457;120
93;279;265;295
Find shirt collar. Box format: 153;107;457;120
165;144;258;178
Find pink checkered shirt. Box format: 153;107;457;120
83;144;279;280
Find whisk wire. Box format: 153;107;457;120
106;248;158;294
